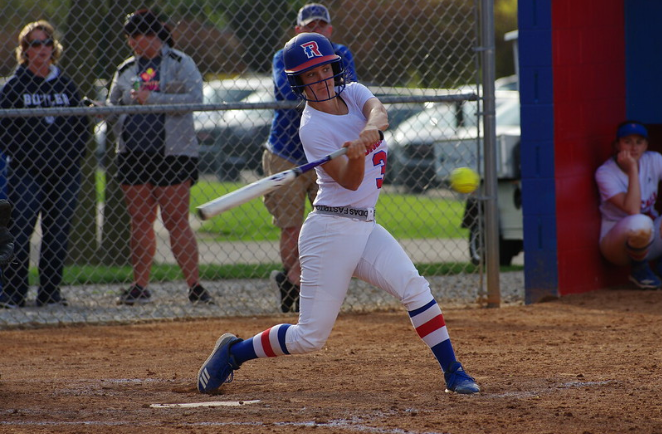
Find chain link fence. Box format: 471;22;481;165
0;0;499;328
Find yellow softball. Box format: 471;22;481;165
450;167;480;194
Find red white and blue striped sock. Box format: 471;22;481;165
230;324;292;365
408;299;457;372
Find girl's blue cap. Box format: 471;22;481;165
617;122;648;139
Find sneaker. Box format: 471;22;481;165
0;299;18;309
189;284;215;305
198;333;243;394
444;361;480;394
0;293;20;309
629;264;662;289
116;285;152;305
269;270;300;313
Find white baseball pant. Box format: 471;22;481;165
600;214;662;265
284;212;435;354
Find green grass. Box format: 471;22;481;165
45;261;519;286
96;171;467;241
191;179;282;240
378;193;466;239
190;178;467;241
78;172;490;286
51;263;283;285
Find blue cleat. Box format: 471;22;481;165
629;264;661;289
444;361;480;394
197;333;243;394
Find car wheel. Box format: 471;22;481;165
468;225;522;266
499;239;523;266
469;225;482;265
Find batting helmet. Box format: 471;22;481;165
283;32;345;102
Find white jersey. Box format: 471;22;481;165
299;82;387;209
595;151;662;239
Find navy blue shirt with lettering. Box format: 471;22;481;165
0;65;89;172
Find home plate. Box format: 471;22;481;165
150;400;260;408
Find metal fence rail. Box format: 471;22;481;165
0;93;479;118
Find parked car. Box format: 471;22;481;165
438;90;522;266
219;88;275;175
93;76;272;175
384;89;519;193
203;83;434;182
195;76;272;180
96;79;444;182
462;177;523;266
382;86;523;264
384;92;474;192
434;90;520;180
368;86;448;185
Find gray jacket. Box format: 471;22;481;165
107;45;203;157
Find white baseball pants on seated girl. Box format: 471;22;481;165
600;214;662;266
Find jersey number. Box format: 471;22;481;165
372;150;387;189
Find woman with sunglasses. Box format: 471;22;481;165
0;20;89;309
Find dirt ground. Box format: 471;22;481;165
1;288;662;434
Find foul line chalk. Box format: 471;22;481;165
151;400;260;408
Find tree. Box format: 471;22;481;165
495;0;518;79
96;0;134;266
63;0;108;265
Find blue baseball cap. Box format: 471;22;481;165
297;4;331;27
617;122;648;139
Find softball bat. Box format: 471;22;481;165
197;147;347;220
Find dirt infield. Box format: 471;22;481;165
1;289;661;434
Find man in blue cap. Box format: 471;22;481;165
262;3;358;312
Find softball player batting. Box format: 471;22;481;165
596;121;662;289
197;33;479;395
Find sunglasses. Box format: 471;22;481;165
28;38;54;47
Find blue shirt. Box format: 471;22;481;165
266;43;357;165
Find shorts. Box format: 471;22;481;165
262;149;318;229
116;152;199;187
